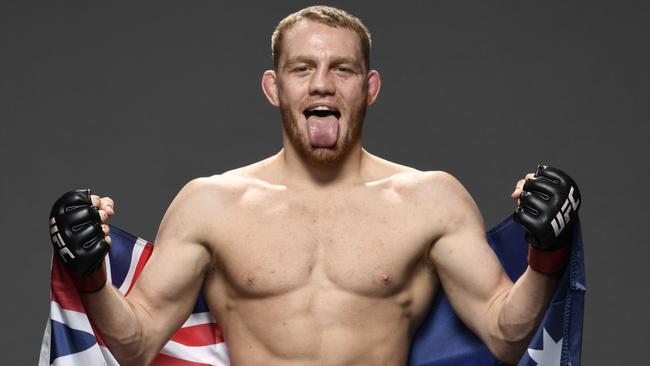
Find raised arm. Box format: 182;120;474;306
50;179;215;365
427;170;576;364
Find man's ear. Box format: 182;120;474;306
262;70;279;107
366;70;381;106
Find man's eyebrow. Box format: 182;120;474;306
283;56;361;68
284;56;316;66
329;57;361;66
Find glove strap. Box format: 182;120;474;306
527;245;570;274
69;262;107;293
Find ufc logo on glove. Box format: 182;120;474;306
50;217;76;262
551;186;581;236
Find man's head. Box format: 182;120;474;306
262;6;380;165
271;6;372;72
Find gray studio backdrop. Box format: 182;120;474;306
1;1;648;364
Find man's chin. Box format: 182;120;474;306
303;144;344;165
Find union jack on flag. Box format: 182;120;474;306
39;225;231;366
39;216;585;366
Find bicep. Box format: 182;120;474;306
128;237;210;335
125;181;213;353
428;179;512;341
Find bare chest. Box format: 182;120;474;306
211;191;435;298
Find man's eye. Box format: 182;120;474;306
293;66;309;72
335;67;351;72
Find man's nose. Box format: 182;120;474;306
308;67;335;96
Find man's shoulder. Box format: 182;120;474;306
364;153;466;193
387;168;475;219
383;169;486;245
178;173;263;201
175;159;279;205
385;169;468;199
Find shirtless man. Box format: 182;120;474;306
49;6;581;365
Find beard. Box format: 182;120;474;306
280;101;366;165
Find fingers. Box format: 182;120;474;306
102;224;112;245
519;191;547;216
536;165;565;184
90;194;115;225
101;197;115;215
523;177;557;201
511;179;525;199
514;206;537;228
91;194;101;207
98;209;109;223
511;173;535;203
91;195;114;213
95;197;114;244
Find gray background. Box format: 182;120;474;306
1;1;648;364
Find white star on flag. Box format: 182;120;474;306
527;328;563;366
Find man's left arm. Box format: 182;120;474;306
427;167;580;364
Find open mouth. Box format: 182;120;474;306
303;106;341;119
302;105;341;147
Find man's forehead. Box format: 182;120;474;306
281;20;363;61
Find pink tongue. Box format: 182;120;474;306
307;115;339;147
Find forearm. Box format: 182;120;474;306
80;283;159;365
498;268;558;338
488;267;559;363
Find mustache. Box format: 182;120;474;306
301;99;342;110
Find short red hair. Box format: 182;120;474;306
271;6;372;71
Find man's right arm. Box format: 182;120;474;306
50;179;216;365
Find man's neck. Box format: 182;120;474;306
277;142;369;189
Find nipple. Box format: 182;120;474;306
380;272;393;286
243;271;256;287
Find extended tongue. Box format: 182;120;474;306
307;115;338;147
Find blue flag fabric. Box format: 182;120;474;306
41;216;584;365
408;216;585;366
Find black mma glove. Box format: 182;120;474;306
513;165;581;273
49;189;110;292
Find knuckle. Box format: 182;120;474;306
102;198;115;212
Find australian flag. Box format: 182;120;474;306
39;216;585;366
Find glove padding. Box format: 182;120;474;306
50;189;110;291
514;165;581;273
